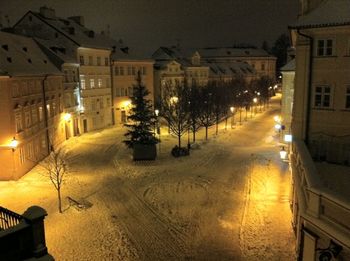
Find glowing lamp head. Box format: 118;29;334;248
63;113;72;121
280;146;287;160
253;98;258;103
230;106;234;113
10;137;18;150
155;109;159;116
275;124;282;130
123;100;131;108
274;115;281;123
170;96;178;104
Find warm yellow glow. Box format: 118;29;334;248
63;113;72;121
155;109;159;116
122;100;131;107
230;106;234;113
275;124;281;130
274;115;281;123
170;96;178;104
9;137;18;150
253;98;258;103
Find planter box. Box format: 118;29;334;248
133;143;157;161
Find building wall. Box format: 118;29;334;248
112;61;154;125
0;75;65;180
77;47;112;132
281;70;295;135
292;26;350;142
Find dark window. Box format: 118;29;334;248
317;39;333;56
346;86;350;109
115;66;119;75
79;56;84;65
105;57;109;66
314;85;331;108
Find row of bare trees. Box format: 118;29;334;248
158;75;274;148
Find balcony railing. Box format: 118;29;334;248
0;206;23;230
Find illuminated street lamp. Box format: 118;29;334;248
9;137;18;152
63;113;72;122
279;146;287;160
230;106;235;128
253;97;258;115
275;123;282;131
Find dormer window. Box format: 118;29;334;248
23;47;28;52
28;59;32;63
2;44;8;51
7;57;12;63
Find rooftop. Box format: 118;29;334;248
0;31;61;76
290;0;350;29
280;59;295;72
197;47;274;58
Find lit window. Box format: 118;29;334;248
38;106;43;121
81;79;86;89
98;79;102;87
317;39;333;56
346;85;350;109
90;79;95;88
314;85;332;108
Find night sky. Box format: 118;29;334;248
1;0;299;56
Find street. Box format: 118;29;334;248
0;96;296;260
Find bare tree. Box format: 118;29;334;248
198;84;216;140
41;148;68;213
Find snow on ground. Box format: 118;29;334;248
0;96;296;260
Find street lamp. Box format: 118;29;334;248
9;137;18;152
253;97;258;115
279;146;287;160
230;106;235;128
63;113;72;122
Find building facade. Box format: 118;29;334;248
289;0;350;260
13;6;116;133
0;32;65;180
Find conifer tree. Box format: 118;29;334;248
124;71;159;148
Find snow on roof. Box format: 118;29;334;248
203;60;256;77
280;59;295;72
290;0;350;29
197;47;273;58
30;11;118;50
152;47;205;68
0;31;62;76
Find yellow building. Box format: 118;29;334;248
111;49;154;124
289;0;350;260
0;32;65;180
14;6;116;133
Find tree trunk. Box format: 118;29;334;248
58;187;62;213
205;126;208;140
225;117;227;130
178;134;181;148
192;128;196;142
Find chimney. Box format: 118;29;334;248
39;6;56;19
68;16;84;26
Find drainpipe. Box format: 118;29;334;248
296;29;314;145
41;74;51;154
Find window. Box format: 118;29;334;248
90;79;95;88
64;70;68;82
15;113;23;132
127;66;131;75
79;56;84;65
91;99;96;111
317;39;333;56
52;102;56;116
31;107;38;124
120;66;124;75
97;57;101;66
115;66;119;75
38;106;43;121
46;104;50;117
89;56;93;65
121;87;125;96
107;98;111;106
261;63;265;70
116;87;121;97
24;110;31;127
346;85;350;109
132;66;136;75
98;79;102;87
314;85;331;108
81;79;86;89
128;87;132;96
105;57;109;66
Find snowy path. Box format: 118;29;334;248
0;96;296;260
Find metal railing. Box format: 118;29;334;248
0;206;23;230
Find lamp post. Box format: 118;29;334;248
10;137;18;152
155;109;161;152
253;97;258;115
230;106;235;128
279;146;287;160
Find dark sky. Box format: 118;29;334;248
1;0;299;56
